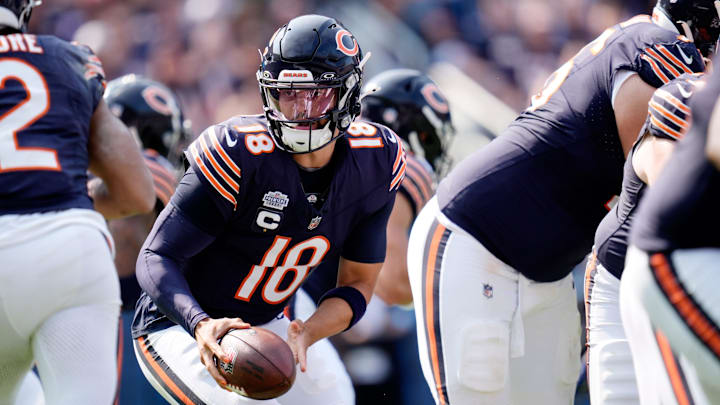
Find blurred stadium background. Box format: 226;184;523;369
27;0;657;403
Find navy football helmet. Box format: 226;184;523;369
0;0;41;31
104;75;191;168
656;0;720;56
257;14;367;153
360;69;455;176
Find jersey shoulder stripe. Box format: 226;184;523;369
186;125;244;208
143;153;178;207
647;74;701;140
389;129;407;192
400;155;436;215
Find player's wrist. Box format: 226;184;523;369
318;286;367;331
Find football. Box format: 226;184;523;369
216;327;296;399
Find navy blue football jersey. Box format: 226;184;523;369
631;69;720;252
0;34;106;214
437;16;705;282
132;117;405;335
301;154;435;304
595;73;703;279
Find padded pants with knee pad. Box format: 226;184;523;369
407;197;582;405
584;254;640;405
621;246;720;405
0;210;121;405
135;313;355;405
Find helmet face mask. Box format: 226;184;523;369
0;0;41;31
657;0;720;56
257;15;364;154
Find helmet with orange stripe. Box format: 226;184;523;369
360;69;455;177
257;14;368;154
105;74;191;168
0;0;40;32
656;0;720;56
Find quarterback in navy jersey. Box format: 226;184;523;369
406;1;718;404
621;54;720;405
585;73;703;405
0;1;154;403
131;15;405;404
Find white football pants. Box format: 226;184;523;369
621;245;720;405
0;209;120;405
134;292;354;405
584;252;640;405
407;197;582;405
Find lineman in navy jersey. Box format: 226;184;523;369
0;1;155;403
406;1;717;404
585;73;703;405
132;15;405;404
621;57;720;405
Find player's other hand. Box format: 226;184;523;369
194;317;250;390
287;319;311;372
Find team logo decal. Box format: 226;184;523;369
483;283;494;299
262;191;289;210
308;216;322;230
420;83;449;114
335;29;358;57
142;85;175;116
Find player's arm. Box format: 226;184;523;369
614;75;658;157
136;168;248;388
633;133;677;185
287;195;395;371
373;193;414;306
88;99;155;219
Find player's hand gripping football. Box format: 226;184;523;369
194;317;250;390
286;319;312;372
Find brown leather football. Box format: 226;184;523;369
216;327;296;399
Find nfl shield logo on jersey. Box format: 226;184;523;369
483;283;493;299
308;216;322;230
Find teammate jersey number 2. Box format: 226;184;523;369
0;58;58;172
235;235;330;304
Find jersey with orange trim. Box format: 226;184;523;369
143;149;178;211
132;115;403;333
301;153;435;303
0;34;106;215
595;73;703;279
437;17;705;282
631;68;720;252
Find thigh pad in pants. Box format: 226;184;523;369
458;321;510;393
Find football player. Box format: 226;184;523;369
0;1;155;404
131;15;405;404
586;72;704;405
104;75;188;405
621;56;720;405
300;69;452;307
405;1;717;404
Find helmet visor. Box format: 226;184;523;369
264;86;337;128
